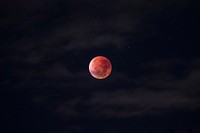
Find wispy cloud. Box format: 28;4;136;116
42;58;200;118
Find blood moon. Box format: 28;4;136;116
89;56;112;79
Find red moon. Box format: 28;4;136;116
89;56;112;79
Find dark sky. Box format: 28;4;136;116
1;0;200;133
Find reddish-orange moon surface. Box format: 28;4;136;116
89;56;112;79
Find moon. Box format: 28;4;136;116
89;56;112;79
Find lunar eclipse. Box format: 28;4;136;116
89;56;112;79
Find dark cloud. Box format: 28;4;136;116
27;58;200;119
1;0;199;132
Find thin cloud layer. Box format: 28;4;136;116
1;0;199;132
29;58;200;118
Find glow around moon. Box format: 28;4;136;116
89;56;112;79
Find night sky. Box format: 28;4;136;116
1;0;200;133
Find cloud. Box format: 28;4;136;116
21;57;199;119
48;58;200;118
89;88;197;117
1;0;190;56
1;0;195;120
